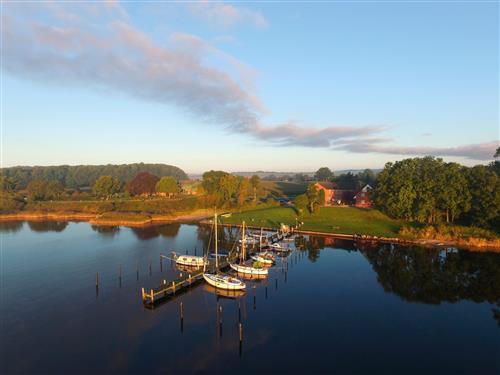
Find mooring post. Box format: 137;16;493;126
149;259;152;276
95;272;99;288
239;323;243;342
219;305;223;337
136;262;139;280
189;274;192;285
238;301;241;323
119;265;122;287
150;289;154;303
275;278;278;290
180;302;184;332
285;271;287;283
172;281;176;294
160;256;163;272
265;286;268;299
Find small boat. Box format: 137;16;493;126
203;213;246;291
203;273;246;290
251;251;275;265
171;251;207;267
269;243;290;252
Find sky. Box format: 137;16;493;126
1;1;499;173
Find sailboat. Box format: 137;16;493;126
250;227;275;265
203;213;246;290
229;221;268;276
171;251;207;267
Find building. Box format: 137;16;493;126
180;180;201;195
354;184;373;208
313;182;356;206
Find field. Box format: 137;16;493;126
220;206;405;238
261;181;308;199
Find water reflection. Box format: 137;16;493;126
27;221;68;232
362;245;500;305
91;225;120;236
0;221;23;233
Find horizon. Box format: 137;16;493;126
2;1;498;170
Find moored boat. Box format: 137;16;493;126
171;251;207;267
229;221;268;277
250;251;275;265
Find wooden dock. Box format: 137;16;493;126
141;259;229;306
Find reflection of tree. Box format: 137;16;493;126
0;221;24;233
306;236;324;262
28;221;68;232
155;224;180;238
91;225;120;236
130;226;159;240
362;245;500;305
492;305;500;327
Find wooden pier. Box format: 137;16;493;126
141;259;229;306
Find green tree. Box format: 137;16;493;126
155;176;180;198
236;177;250;206
314;167;333;181
249;175;261;203
466;165;500;228
93;176;121;199
26;179;49;201
436;163;470;223
306;183;320;213
294;194;308;214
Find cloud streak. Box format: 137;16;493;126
2;2;497;162
188;1;268;29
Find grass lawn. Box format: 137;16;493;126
220;206;406;238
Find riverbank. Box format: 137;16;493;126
215;206;500;252
0;209;214;227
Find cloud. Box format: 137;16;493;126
2;2;497;163
335;140;498;160
188;1;268;29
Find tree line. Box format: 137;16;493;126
0;163;187;189
201;170;264;207
374;154;499;229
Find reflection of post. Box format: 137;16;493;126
275;278;278;290
180;302;184;333
149;259;152;276
253;285;256;310
239;323;243;357
219;305;223;337
238;301;241;323
160;256;163;272
119;265;122;287
136;262;139;280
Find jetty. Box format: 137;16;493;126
141;258;229;306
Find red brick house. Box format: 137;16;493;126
354;184;373;208
314;182;356;206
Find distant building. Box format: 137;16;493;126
180;180;201;195
354;184;373;208
313;182;356;206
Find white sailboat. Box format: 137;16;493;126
203;213;246;291
250;252;275;265
171;251;207;267
229;221;268;276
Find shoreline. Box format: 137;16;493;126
1;211;498;251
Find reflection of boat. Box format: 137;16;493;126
250;252;275;265
230;221;268;277
235;271;268;280
203;284;246;299
203;213;246;291
171;251;207;267
176;263;202;273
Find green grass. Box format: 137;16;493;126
220;206;406;237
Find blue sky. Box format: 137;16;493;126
2;1;498;173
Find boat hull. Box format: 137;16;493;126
229;263;268;276
203;273;246;290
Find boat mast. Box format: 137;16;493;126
214;212;218;271
260;227;263;250
241;221;246;261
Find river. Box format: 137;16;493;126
0;221;498;373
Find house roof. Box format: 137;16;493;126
315;181;337;190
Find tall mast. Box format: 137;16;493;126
214;212;218;270
260;227;263;250
241;221;246;261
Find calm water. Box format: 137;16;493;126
0;221;499;374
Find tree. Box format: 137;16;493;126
306;183;320;213
155;176;180;198
236;177;250;206
466;166;500;228
294;194;308;214
250;175;261;203
436;163;470;223
25;179;63;201
127;172;159;196
93;176;121;199
0;175;18;192
358;169;376;186
314;167;333;181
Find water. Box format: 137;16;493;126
0;221;498;374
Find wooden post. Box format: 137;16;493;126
160;256;163;272
265;286;268;299
119;265;122;287
239;323;243;342
95;272;99;288
172;281;176;294
136;262;139;280
180;302;184;333
238;302;241;323
275;278;278;290
149;259;152;276
141;287;145;301
189;274;192;285
150;289;154;303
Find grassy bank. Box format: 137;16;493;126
220;206;405;238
